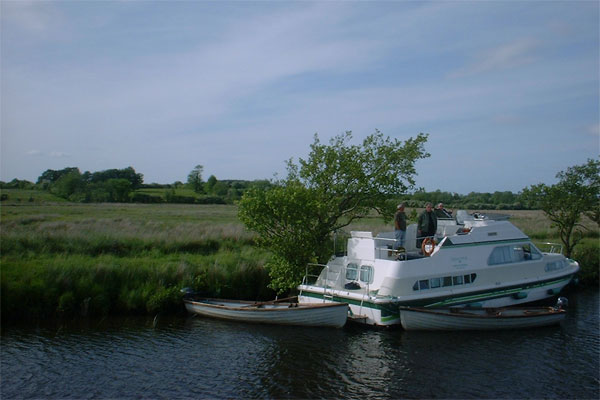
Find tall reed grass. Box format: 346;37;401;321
1;203;273;322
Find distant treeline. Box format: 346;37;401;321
404;189;525;210
1;166;529;209
0;166;273;205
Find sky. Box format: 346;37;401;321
1;0;598;194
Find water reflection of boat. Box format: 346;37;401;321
183;297;348;328
298;211;579;327
400;301;567;331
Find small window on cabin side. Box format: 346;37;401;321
443;276;453;287
346;263;358;280
430;277;441;288
453;275;463;285
471;273;477;283
419;280;429;290
464;274;471;284
360;265;374;284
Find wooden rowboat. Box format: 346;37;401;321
183;297;348;328
400;305;566;331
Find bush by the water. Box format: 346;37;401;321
572;240;600;288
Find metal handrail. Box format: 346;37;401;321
539;242;564;255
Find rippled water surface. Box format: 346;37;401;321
2;290;598;399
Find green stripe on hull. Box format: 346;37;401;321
301;275;573;310
300;291;399;318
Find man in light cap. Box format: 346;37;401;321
394;203;407;250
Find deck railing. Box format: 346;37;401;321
538;242;564;255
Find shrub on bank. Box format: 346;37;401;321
572;240;599;288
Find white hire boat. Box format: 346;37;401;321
298;211;579;327
399;301;567;331
183;297;348;328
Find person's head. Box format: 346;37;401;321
397;203;405;211
425;202;433;211
437;203;443;209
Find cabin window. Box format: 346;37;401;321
488;246;513;265
545;260;566;272
524;244;542;260
412;273;477;291
360;265;374;284
488;244;539;265
346;263;358;280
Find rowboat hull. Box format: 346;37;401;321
184;298;348;328
400;306;566;331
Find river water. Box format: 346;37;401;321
2;289;598;399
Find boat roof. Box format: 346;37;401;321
446;220;528;245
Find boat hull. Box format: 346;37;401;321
298;270;576;326
184;299;348;328
399;306;566;331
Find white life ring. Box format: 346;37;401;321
421;237;436;256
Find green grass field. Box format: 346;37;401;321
1;190;597;321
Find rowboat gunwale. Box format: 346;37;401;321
183;297;349;312
399;306;566;319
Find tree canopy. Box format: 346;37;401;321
238;130;429;292
522;158;599;257
187;165;204;193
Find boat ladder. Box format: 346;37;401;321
356;283;370;321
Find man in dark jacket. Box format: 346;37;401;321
394;203;407;250
417;202;437;249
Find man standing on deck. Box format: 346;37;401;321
393;203;407;250
417;202;437;249
435;203;452;219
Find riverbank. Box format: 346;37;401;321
1;202;597;322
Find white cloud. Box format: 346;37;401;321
1;0;63;35
586;123;600;136
451;38;541;78
49;151;70;158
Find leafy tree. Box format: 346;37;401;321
239;130;429;292
90;167;143;188
521;158;599;257
37;167;80;187
106;179;132;202
187;165;204;193
51;169;84;199
1;179;34;189
205;175;217;193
